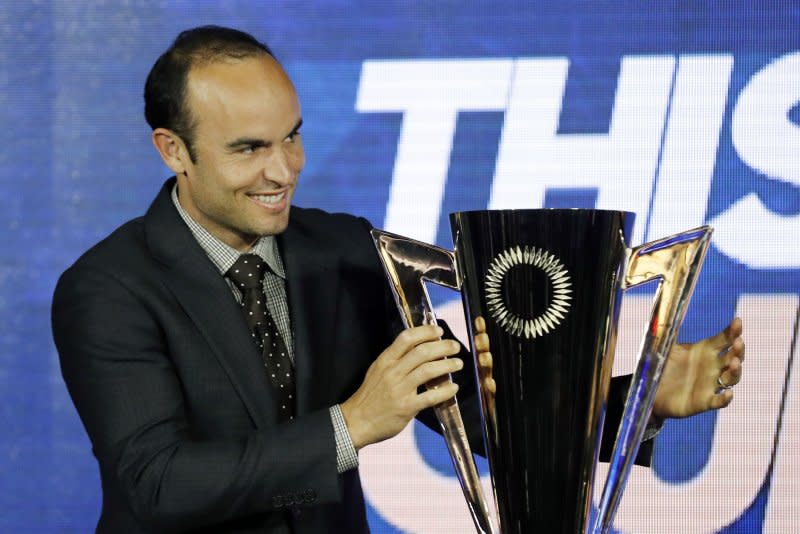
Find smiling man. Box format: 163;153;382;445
52;27;467;533
52;26;744;534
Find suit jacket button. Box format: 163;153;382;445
272;495;284;509
303;489;317;503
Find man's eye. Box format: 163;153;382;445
241;146;256;154
285;131;301;143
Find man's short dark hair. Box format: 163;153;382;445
144;26;274;161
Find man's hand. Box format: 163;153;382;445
473;316;496;394
470;314;744;421
340;325;463;450
652;317;745;418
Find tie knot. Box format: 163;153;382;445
227;254;268;290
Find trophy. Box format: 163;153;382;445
371;209;711;534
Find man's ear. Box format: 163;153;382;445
152;128;191;175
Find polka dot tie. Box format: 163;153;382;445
227;254;295;421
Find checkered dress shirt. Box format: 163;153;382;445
171;186;358;473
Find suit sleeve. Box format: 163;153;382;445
600;375;655;466
52;265;341;532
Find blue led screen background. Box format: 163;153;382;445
0;2;798;532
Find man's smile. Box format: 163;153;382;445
248;190;288;210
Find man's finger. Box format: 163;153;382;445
730;336;745;363
383;325;443;361
483;377;496;394
415;382;460;410
474;316;486;334
719;359;742;388
395;339;461;377
718;337;744;388
729;317;743;339
407;357;463;387
475;333;490;354
718;338;744;367
709;389;733;410
708;317;743;351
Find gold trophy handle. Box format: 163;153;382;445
593;225;713;534
371;229;495;534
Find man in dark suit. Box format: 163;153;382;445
52;26;744;533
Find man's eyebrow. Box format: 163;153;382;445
287;118;303;137
226;137;269;150
225;119;303;150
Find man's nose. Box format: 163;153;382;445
263;147;295;184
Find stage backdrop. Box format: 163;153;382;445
1;2;798;532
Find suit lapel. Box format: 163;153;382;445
144;179;277;428
279;216;340;415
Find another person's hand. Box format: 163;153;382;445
340;325;462;450
653;317;745;418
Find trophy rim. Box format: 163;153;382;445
450;208;635;217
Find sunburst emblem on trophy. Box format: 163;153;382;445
484;245;572;339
